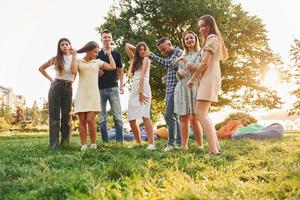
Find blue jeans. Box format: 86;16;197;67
99;87;124;143
165;92;181;146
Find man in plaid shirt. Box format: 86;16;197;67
149;37;183;151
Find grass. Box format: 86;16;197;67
0;132;299;200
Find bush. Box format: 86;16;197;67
215;112;257;130
0;117;10;132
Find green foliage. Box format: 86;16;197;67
215;112;257;130
0;133;299;199
0;117;10;132
97;0;282;111
289;38;300;115
31;101;40;126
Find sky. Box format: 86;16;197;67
1;0;300;116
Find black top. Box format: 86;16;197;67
97;49;123;89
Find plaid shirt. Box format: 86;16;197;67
149;47;183;95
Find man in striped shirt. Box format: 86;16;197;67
149;37;183;151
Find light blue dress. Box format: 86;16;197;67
174;51;201;115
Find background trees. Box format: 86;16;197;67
97;0;283;114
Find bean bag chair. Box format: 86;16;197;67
156;127;168;140
232;123;284;140
107;129;135;141
234;123;265;135
217;120;243;139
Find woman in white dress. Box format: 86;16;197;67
70;41;116;151
125;42;155;150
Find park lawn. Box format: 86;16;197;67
0;132;299;200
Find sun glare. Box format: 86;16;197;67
263;70;279;88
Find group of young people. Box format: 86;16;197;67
39;14;228;155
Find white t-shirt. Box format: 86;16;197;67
55;55;75;81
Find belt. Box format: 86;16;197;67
55;79;73;85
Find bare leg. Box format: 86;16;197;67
87;112;97;144
196;100;220;154
129;120;142;144
142;117;154;144
190;115;203;147
179;115;190;147
78;113;87;145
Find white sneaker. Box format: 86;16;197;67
146;144;156;150
80;144;88;151
90;144;97;150
164;145;174;151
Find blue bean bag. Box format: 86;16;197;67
232;123;284;140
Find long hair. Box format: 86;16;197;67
77;41;99;53
198;15;228;60
129;42;149;75
181;31;200;56
54;38;71;74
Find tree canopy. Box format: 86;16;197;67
289;38;300;114
97;0;283;111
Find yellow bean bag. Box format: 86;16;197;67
156;127;168;140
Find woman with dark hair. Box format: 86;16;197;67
125;42;155;150
187;15;228;155
71;41;116;151
39;38;74;149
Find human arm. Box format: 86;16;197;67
139;57;150;104
38;57;55;82
117;68;125;94
187;35;218;88
102;49;116;70
70;49;79;74
149;47;182;68
187;50;213;87
125;43;135;60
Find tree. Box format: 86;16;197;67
289;38;300;115
97;0;282;112
32;101;40;126
40;98;48;125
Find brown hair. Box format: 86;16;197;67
54;38;71;74
130;42;149;75
181;31;200;55
198;15;228;60
156;37;169;46
77;41;99;53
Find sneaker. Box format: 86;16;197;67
146;144;156;150
80;144;88;151
164;145;174;151
90;144;97;150
197;145;204;151
181;145;188;150
174;144;181;149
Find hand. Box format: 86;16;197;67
173;57;185;65
187;79;195;88
119;85;124;94
139;93;148;104
187;63;195;71
98;68;104;77
70;49;77;55
104;48;112;55
161;76;167;84
177;68;186;78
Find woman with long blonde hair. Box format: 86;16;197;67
187;15;228;155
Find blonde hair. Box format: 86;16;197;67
199;15;228;60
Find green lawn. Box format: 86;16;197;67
0;132;299;200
